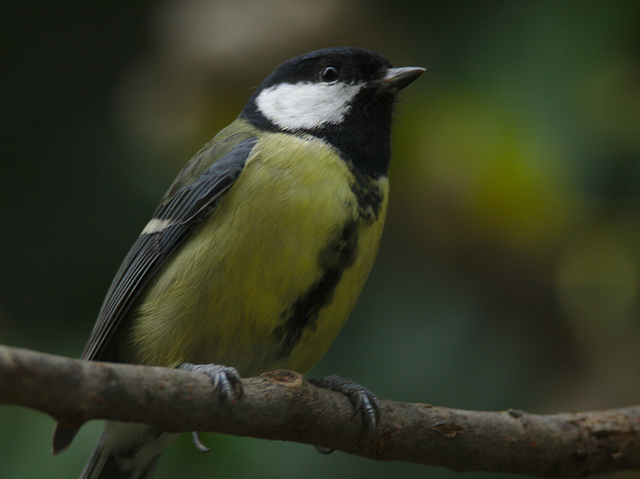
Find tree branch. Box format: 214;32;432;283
1;344;638;476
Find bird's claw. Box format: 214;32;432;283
179;363;243;401
310;374;380;447
315;445;335;455
191;431;211;453
181;362;242;454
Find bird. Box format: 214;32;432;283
51;46;424;479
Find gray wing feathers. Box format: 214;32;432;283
80;137;258;362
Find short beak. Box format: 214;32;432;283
377;66;425;93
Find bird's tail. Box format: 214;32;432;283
79;422;178;479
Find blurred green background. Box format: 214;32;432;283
2;1;640;478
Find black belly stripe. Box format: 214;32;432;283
274;221;359;358
349;172;384;224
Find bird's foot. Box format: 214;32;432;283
179;362;243;402
179;363;243;455
309;375;380;453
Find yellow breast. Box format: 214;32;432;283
127;132;388;376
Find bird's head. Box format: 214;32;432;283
241;47;424;176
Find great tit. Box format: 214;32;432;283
52;47;423;479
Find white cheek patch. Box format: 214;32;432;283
256;81;363;131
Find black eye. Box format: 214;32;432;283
320;65;339;83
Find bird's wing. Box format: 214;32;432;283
80;136;258;362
